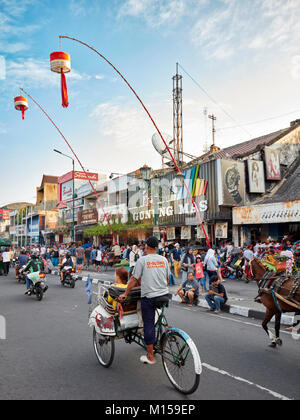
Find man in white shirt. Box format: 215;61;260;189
2;248;11;276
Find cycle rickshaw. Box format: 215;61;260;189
89;284;202;395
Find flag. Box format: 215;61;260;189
85;277;92;305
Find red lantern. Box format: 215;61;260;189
14;96;28;120
50;51;71;108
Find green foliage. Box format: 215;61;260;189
84;221;152;237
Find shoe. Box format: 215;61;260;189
140;355;156;365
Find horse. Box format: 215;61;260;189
247;258;300;348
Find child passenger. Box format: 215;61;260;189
194;256;206;294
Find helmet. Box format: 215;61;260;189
31;250;39;258
66;251;71;258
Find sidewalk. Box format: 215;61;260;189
52;267;295;326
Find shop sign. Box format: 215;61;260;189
78;209;98;225
197;224;210;239
181;226;191;240
132;200;208;222
233;201;300;225
166;227;176;241
215;222;228;239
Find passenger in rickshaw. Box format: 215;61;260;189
119;236;170;365
107;267;129;310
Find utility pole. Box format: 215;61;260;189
173;63;183;165
208;114;217;148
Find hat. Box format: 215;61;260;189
146;236;159;249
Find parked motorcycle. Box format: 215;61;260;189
221;257;244;280
61;268;76;289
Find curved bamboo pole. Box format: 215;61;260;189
59;35;211;248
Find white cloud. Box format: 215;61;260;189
291;55;300;81
118;0;203;28
191;0;300;60
6;58;90;88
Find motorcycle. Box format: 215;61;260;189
17;265;27;284
61;268;76;288
25;272;48;301
221;257;243;280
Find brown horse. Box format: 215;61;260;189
247;258;300;348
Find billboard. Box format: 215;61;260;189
61;180;73;202
264;147;281;181
215;222;228;239
247;160;265;193
217;159;245;206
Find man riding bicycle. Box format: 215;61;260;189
119;236;170;365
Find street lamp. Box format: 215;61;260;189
54;149;75;241
109;172;125;179
140;165;152;182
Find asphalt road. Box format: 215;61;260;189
0;271;299;400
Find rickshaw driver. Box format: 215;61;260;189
119;236;170;365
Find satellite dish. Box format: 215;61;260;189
151;133;172;158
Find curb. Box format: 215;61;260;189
50;270;295;326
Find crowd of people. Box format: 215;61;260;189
1;236;299;311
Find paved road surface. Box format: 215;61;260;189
0;272;299;400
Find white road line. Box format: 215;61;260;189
174;303;293;336
202;363;292;401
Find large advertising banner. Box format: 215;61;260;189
247;160;265;193
217;159;246;206
215;222;228;239
61;180;73;202
181;226;191;240
264;147;281;180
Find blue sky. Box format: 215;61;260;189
1;0;300;205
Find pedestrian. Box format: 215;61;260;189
204;248;220;284
85;246;91;270
2;248;11;276
180;247;195;283
171;243;182;278
51;247;59;267
204;274;228;314
194;256;206;294
95;247;102;272
129;245;140;276
75;243;85;274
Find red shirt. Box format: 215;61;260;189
195;262;204;279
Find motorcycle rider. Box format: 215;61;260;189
22;251;45;295
16;249;29;279
60;251;74;283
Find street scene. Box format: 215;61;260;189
1;0;300;405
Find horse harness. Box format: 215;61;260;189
258;274;300;311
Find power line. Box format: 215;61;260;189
178;63;253;138
217;109;300;131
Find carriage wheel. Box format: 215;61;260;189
93;328;115;368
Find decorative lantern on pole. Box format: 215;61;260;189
14;96;28;120
50;51;71;108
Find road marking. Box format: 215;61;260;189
202;363;292;401
174;303;293;336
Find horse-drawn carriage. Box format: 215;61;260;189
244;256;300;347
88;283;202;394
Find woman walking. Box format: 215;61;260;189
204;248;220;284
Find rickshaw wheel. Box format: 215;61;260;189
93;328;115;368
